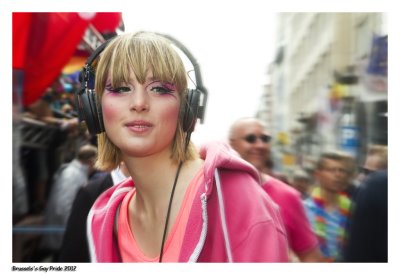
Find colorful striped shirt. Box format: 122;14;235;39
304;187;351;262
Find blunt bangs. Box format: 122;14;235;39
96;32;187;96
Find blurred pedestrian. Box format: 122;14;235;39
22;86;80;213
342;170;387;262
40;144;98;260
13;118;29;222
291;168;313;200
357;144;387;183
337;152;358;200
229;117;321;262
304;151;352;262
26;86;79;131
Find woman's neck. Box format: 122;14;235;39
124;151;177;203
123;149;203;217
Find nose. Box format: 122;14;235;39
129;89;149;112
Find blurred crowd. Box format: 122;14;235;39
12;77;105;261
228;118;387;262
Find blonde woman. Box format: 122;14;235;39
80;32;288;262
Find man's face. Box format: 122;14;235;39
357;154;382;182
230;121;271;171
315;158;347;193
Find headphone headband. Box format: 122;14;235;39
158;33;208;122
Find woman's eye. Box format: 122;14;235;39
148;81;176;94
106;86;131;93
150;86;174;94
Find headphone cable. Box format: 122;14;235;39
159;160;183;262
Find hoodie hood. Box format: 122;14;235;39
199;141;260;189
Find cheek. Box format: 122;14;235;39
160;104;180;127
102;97;120;124
158;94;181;117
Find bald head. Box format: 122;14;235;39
229;118;271;172
229;117;267;140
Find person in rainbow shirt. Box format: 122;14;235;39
304;152;352;262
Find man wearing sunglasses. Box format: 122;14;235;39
229;118;322;262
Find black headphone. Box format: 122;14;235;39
75;33;208;135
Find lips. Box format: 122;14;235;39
125;120;153;133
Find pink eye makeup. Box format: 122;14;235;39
162;82;177;91
147;81;177;95
105;83;131;93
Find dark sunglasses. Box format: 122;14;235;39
243;134;271;144
359;167;374;176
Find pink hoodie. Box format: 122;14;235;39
87;141;289;262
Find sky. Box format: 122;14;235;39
121;6;277;146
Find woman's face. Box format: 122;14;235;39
101;70;181;159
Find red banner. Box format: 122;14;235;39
12;12;122;107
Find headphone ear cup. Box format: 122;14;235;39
75;39;113;135
182;89;201;133
89;90;104;133
77;90;104;134
76;66;105;135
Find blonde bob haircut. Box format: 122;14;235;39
94;31;198;171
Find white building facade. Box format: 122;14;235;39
258;13;387;174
